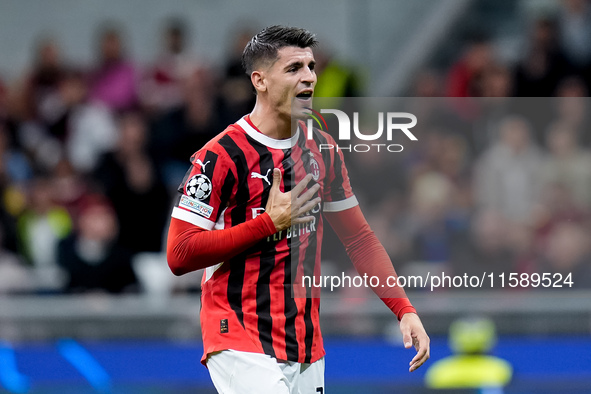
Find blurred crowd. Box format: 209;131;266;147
328;0;591;291
380;0;591;289
344;95;591;292
1;1;591;295
0;18;250;294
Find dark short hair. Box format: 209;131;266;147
241;25;318;75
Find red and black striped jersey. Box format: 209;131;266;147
171;115;356;364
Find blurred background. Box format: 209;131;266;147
0;0;590;393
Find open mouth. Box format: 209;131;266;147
296;91;313;99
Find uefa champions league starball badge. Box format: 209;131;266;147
186;174;212;200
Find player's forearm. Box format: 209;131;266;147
166;213;277;276
346;228;417;319
325;206;416;320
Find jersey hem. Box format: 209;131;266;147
202;346;327;366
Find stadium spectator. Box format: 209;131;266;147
0;157;20;253
556;74;589;97
94;111;169;253
0;202;18;255
412;69;444;97
0;222;34;293
17;176;72;268
89;24;138;112
364;195;414;268
480;64;514;97
140;18;196;114
540;222;591;289
540;121;591;210
346;152;411;265
506;220;538;276
57;195;137;293
412;130;471;186
219;26;257;125
0;76;8;121
50;159;90;218
473;115;543;224
449;209;517;285
514;17;570;97
57;69;118;173
0;121;32;186
470;73;519;154
445;34;494;97
558;0;591;82
12;39;72;172
313;46;363;101
0;123;30;253
407;171;466;264
348;146;407;207
14;38;66;124
17;176;72;291
532;181;589;254
150;67;222;189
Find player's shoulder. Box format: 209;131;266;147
202;122;241;149
317;128;338;144
305;124;338;146
190;121;247;164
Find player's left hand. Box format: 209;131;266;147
399;312;430;372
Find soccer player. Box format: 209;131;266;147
166;25;429;393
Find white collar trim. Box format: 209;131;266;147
236;116;299;149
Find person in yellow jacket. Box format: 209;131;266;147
313;48;362;109
425;317;512;392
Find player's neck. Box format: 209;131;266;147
249;104;295;140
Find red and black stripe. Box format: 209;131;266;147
218;134;250;328
282;147;301;361
249;136;278;358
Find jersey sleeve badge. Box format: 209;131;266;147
185;174;213;200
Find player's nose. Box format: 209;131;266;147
301;67;316;85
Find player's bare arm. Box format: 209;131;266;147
265;169;321;231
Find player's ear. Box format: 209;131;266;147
251;70;266;93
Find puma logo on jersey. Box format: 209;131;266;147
251;169;271;186
195;159;210;171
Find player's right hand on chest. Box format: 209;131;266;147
265;169;321;232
